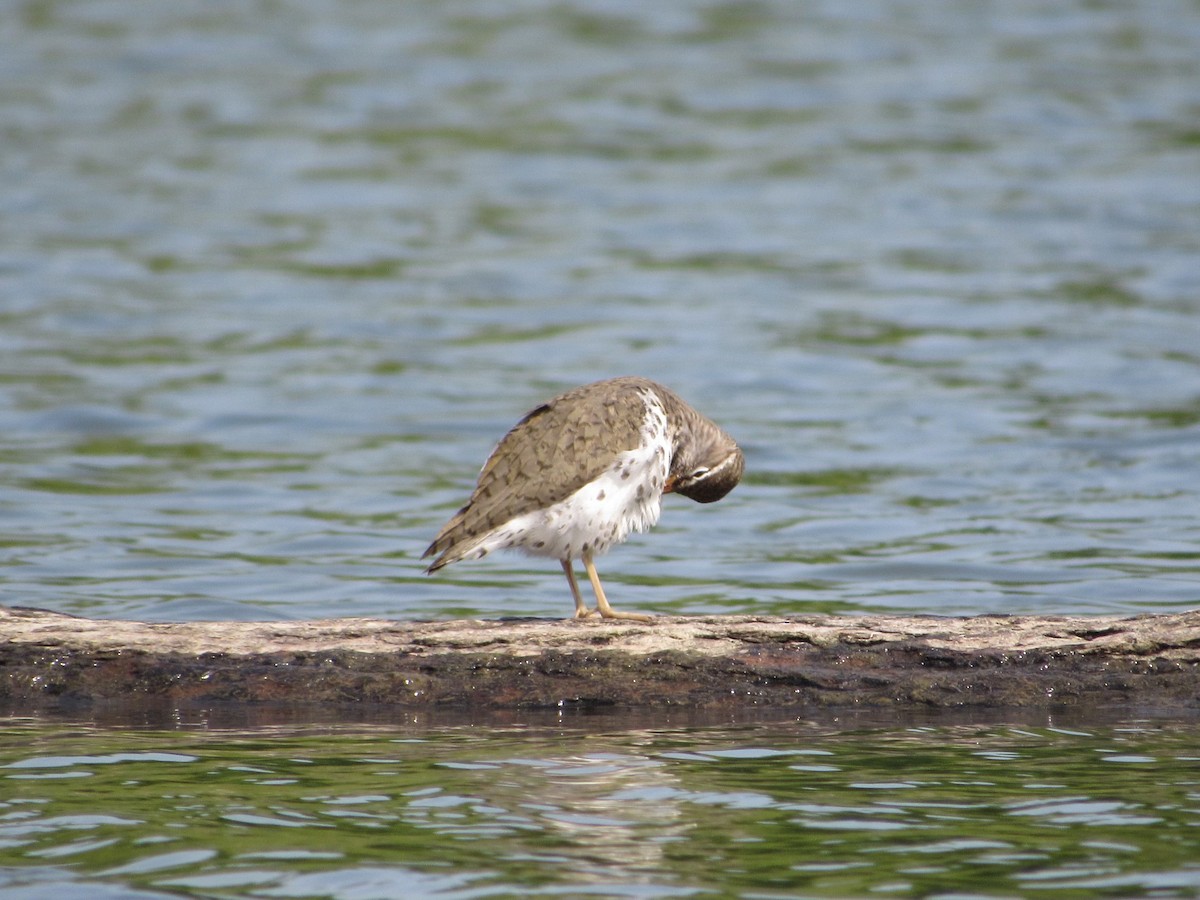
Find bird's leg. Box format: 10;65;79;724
561;559;594;619
582;551;654;623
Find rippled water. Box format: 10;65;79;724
1;0;1197;623
1;713;1199;899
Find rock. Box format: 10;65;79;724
1;606;1198;712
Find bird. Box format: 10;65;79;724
423;376;745;622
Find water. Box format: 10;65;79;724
3;1;1200;896
1;0;1198;623
1;712;1199;899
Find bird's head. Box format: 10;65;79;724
665;431;744;504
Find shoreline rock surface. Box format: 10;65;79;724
2;606;1198;712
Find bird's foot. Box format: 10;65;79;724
596;608;655;623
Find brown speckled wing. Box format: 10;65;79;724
423;378;653;568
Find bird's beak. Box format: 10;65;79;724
663;476;677;494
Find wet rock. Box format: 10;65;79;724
1;606;1198;711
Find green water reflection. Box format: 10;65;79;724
1;714;1197;898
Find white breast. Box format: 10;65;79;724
464;390;672;562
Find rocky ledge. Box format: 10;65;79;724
2;606;1198;712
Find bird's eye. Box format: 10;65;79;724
689;466;710;480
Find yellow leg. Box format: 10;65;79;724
561;559;594;619
583;550;654;623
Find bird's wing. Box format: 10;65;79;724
423;381;651;566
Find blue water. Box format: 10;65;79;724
1;0;1198;624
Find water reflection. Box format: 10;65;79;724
3;714;1198;898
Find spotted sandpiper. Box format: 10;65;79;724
423;376;744;622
